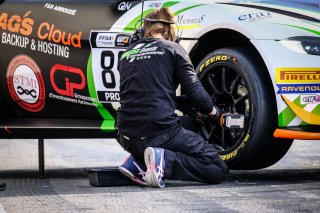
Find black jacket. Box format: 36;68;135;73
117;37;213;136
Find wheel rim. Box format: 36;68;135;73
199;62;251;154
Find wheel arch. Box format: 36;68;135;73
189;28;279;118
190;29;267;75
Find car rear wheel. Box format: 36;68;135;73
195;48;293;169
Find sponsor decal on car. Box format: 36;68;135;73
148;2;162;9
0;11;80;58
276;69;320;83
6;55;45;112
277;84;320;94
95;33;116;48
118;2;132;11
0;11;34;36
238;11;272;22
0;11;33;49
281;95;320;125
115;34;131;47
276;68;320;94
90;31;129;103
50;64;86;97
176;14;206;25
276;68;320;126
300;95;320;105
1;32;30;49
37;22;82;48
121;2;204;32
49;64;98;107
175;14;206;30
44;3;77;16
48;93;98;107
36;40;70;58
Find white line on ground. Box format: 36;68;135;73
0;204;5;213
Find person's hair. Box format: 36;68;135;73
144;8;176;42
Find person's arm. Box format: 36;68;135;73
174;45;215;115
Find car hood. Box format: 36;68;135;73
179;0;320;40
111;0;320;40
195;0;320;15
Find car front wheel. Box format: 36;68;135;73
196;48;293;169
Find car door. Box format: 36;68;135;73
0;0;140;137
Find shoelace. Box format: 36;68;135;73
134;161;146;181
157;152;164;180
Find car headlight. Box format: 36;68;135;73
280;36;320;56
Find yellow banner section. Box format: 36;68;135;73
174;24;200;30
282;95;320;125
276;68;320;84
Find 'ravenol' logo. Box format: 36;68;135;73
276;68;320;94
277;84;320;94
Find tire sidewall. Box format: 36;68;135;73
195;48;277;164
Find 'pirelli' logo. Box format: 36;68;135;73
276;68;320;83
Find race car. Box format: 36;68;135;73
0;0;319;169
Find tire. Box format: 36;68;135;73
195;48;293;169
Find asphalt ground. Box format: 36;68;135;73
0;139;319;212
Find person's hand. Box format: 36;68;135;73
209;106;217;117
208;106;225;127
209;106;221;120
194;106;225;125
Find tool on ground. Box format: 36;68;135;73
88;168;136;187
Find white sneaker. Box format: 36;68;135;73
118;155;147;186
144;147;165;188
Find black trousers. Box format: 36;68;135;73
119;124;229;184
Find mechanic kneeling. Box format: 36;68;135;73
117;8;229;188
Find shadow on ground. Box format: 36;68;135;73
229;168;320;183
0;167;319;197
1;167;320;181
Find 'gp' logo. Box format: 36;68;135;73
118;2;132;11
50;64;86;97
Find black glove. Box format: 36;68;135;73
208;106;225;126
192;106;224;125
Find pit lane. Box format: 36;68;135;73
0;139;319;212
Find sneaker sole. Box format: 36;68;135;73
144;147;164;188
118;166;147;186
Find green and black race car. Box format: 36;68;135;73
1;0;320;169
